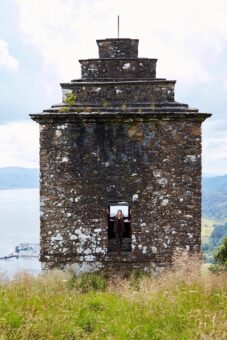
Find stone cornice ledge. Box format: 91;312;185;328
30;112;212;123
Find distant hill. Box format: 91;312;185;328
0;167;39;189
202;175;227;220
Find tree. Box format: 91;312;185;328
209;237;227;272
213;237;227;266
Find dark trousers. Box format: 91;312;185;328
115;231;123;249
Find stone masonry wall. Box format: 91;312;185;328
39;116;202;272
61;81;175;105
97;39;139;58
79;59;157;79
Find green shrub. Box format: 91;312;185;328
67;272;107;293
64;92;77;106
213;237;227;265
59;92;77;113
210;237;227;272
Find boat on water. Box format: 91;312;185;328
0;243;39;260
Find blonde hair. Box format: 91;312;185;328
116;209;124;218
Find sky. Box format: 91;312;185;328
0;0;227;174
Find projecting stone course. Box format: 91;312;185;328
31;37;211;273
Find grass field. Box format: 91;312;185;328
0;256;226;339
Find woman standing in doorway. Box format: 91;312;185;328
113;209;125;254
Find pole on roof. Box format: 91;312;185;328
118;15;120;38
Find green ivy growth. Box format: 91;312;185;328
64;92;77;106
59;92;77;113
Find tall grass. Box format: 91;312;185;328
0;256;226;339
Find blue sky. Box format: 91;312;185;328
0;0;227;174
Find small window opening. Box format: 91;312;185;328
107;202;131;253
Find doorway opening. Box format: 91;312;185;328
107;202;131;253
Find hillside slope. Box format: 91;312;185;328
202;175;227;220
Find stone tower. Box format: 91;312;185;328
30;38;211;273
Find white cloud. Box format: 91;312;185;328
0;39;19;72
203;129;227;175
16;0;227;83
0;121;39;168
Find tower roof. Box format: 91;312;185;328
30;37;211;123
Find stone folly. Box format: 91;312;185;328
30;38;211;273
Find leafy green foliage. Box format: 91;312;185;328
59;92;77;112
213;237;227;267
64;92;77;106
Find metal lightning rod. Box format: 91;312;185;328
118;15;120;38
